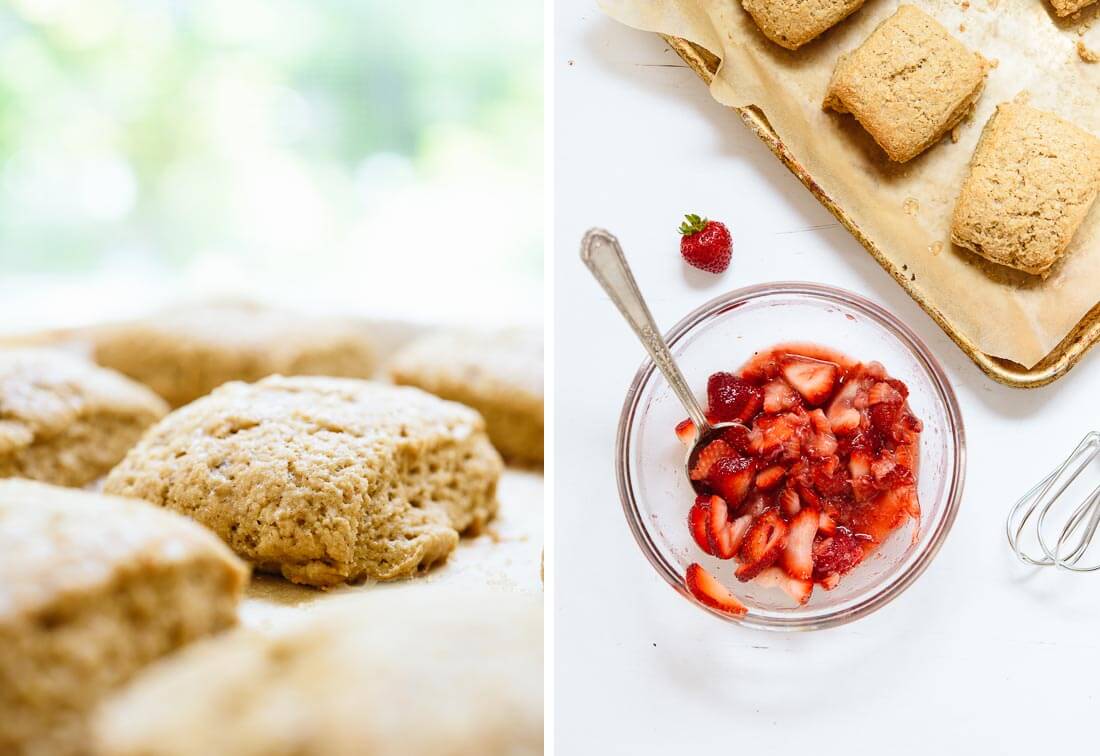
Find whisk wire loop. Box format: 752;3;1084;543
1006;431;1100;572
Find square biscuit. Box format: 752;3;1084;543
823;5;989;163
1050;0;1097;16
741;0;866;50
0;480;248;755
103;376;503;588
951;101;1100;276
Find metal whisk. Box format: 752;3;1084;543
1006;431;1100;571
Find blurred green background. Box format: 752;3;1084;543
0;0;542;328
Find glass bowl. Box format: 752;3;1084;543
615;282;965;631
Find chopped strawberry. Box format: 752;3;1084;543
762;380;799;413
707;373;763;423
708;456;756;506
675;418;696;445
735;510;788;582
826;375;867;435
689;439;733;481
755;465;786;491
679;344;922;598
688;497;714;555
782;507;819;580
780;355;839;406
807;409;838;457
707;500;753;560
702;495;733;559
811;456;849;497
812;528;865;585
754;411;807;461
685;563;747;616
868;381;903;406
754;567;813;606
720;423;757;455
779;486;801;516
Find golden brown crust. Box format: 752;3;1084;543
1050;0;1098;17
103;376;503;587
389;329;543;465
951;100;1100;275
0;348;169;487
823;5;989;163
741;0;865;50
91;303;378;407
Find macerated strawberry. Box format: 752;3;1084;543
688;497;714;555
735;510;788;582
780;355;839;406
685;563;747;616
755;465;786;491
818;510;837;536
703;495;733;559
689;439;734;481
783;507;819;580
708;499;753;560
826;375;867;435
779;486;801;516
707;373;763;423
868;381;903;406
755;411;807;461
848;447;872;479
708;456;756;506
720;423;757;455
812;528;865;585
811;456;849;497
807;408;838;457
754;567;813;605
763;380;799;413
675;418;696;445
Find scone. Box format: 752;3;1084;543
389;329;543;465
94;590;542;756
91;303;378;407
0;479;248;756
103;375;503;587
0;348;169;487
823;5;989;162
951;101;1100;276
1050;0;1097;16
741;0;865;50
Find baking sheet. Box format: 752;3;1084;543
600;0;1100;371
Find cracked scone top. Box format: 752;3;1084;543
0;348;169;487
94;590;542;756
103;375;503;587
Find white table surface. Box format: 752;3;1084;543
554;4;1100;753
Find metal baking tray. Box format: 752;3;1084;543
664;34;1100;389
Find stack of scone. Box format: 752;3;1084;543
735;2;1100;277
0;303;543;754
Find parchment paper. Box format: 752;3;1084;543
600;0;1100;368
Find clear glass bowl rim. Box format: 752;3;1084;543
614;281;967;631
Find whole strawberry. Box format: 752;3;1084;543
678;213;731;274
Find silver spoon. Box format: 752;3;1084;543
580;227;738;492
